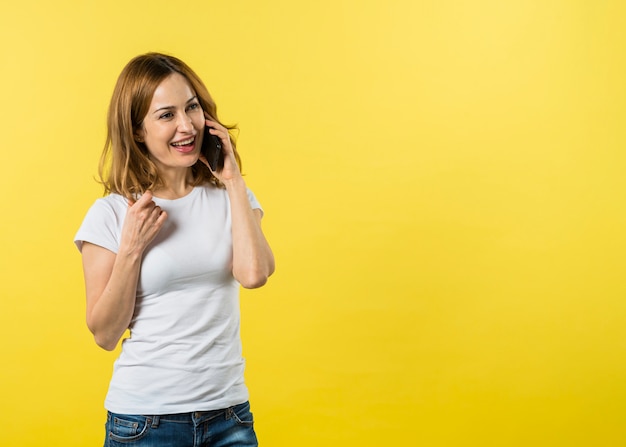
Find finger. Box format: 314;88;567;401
150;205;164;219
134;190;154;206
207;128;232;155
204;119;228;134
155;209;168;226
206;127;227;141
145;209;168;238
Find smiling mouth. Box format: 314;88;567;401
170;137;197;153
171;137;195;147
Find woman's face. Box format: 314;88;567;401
137;73;205;173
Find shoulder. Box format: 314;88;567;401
74;194;127;253
88;194;128;219
79;194;129;232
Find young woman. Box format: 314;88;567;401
75;53;274;447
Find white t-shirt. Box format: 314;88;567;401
74;185;262;414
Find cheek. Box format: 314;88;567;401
145;125;173;142
194;118;206;139
194;114;206;129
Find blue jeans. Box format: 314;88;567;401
104;401;258;447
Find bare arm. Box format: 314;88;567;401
224;177;275;288
81;191;167;350
203;119;275;288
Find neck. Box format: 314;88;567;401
154;169;194;199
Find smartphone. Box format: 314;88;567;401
201;126;223;171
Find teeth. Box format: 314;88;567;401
172;137;194;146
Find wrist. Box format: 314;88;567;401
117;243;144;263
222;175;246;192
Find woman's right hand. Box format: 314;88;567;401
120;191;168;257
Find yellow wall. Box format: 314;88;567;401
1;1;625;445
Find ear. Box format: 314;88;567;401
134;131;144;143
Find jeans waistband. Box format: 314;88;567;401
107;403;247;427
157;408;227;422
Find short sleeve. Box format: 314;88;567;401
74;195;127;253
246;188;264;217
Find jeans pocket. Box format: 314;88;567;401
107;413;150;443
230;402;254;426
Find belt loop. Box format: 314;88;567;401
151;415;160;428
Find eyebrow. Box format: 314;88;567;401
152;96;199;114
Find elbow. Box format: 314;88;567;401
87;320;119;351
236;261;275;289
240;275;268;289
94;334;118;351
238;270;270;289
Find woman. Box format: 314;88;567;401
74;53;275;447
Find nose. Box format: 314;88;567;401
178;113;194;132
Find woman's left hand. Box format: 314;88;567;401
197;118;242;184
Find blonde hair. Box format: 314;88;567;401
99;52;241;199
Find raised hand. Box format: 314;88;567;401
198;119;242;184
121;190;168;256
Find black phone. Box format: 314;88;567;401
201;126;223;171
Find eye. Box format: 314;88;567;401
159;112;174;119
187;102;201;111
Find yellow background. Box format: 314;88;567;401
1;1;625;445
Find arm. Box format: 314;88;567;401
224;177;275;288
81;191;167;350
203;119;275;288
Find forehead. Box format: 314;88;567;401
150;73;196;108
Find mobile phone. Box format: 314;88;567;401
201;126;223;171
